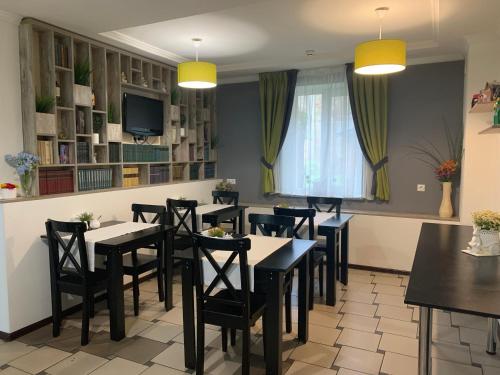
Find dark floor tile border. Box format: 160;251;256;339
349;263;410;276
0;272;158;341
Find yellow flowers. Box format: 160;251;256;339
207;226;225;238
472;210;500;231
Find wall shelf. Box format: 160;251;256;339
469;101;495;113
19;19;217;196
478;126;500;135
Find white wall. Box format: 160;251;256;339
0;179;219;333
459;35;500;224
0;11;23;183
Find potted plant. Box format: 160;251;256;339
73;59;92;106
107;103;122;142
408;124;463;218
472;210;500;253
215;180;234;192
35;95;56;134
0;183;17;199
4;152;40;197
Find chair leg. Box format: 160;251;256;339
221;327;228;352
81;293;90;346
285;287;292;333
132;273;140;316
262;316;268;363
89;293;95;318
318;258;324;297
230;328;236;346
241;328;250;375
51;288;62;337
157;267;165;303
309;257;315;310
196;319;205;375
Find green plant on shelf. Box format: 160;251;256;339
74;59;91;86
35;95;55;113
108;103;118;123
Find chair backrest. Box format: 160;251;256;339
131;203;167;225
307;196;342;215
273;207;315;240
212;190;239;206
167;198;198;236
248;213;294;238
45;219;89;282
192;234;252;320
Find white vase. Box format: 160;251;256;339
92;133;100;144
439;181;453;218
479;229;500;248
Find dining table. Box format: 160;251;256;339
175;234;316;374
41;220;174;341
177;203;247;233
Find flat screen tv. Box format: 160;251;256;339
122;93;164;136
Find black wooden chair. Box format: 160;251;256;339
45;219;110;345
307;196;343;279
274;207;323;308
248;213;295;333
192;234;267;375
122;204;166;316
212;190;239;232
167;198;198;251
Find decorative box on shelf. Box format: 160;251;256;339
35;112;56;134
107;123;122;142
73;84;92;107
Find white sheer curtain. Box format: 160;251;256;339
277;66;369;198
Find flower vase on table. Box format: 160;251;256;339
469;210;500;255
20;171;35;197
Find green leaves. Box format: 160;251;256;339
35;95;55;113
74;59;91;85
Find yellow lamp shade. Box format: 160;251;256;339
178;61;217;89
354;39;406;75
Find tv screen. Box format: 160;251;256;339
122;93;164;136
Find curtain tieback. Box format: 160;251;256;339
260;157;274;170
370;156;388;195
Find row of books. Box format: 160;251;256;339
59;144;72;164
123;166;140;187
123;144;169;163
109;143;121;163
78;168;113;191
39;168;74;195
204;163;216;179
190;164;200;180
77;142;90;163
37;140;54;165
172;164;185;180
54;38;70;68
150;165;169;184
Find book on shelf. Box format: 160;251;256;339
54;39;69;68
172;164;185;180
37;140;54;165
77;168;113;191
59;144;71;164
204;163;216;179
123;166;140;187
39;168;74;195
109;143;121;163
122;144;169;163
150;165;169;184
190;164;200;180
77;141;90;163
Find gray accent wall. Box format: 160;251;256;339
216;61;465;216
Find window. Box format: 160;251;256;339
277;66;369;198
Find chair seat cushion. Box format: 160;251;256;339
204;289;266;324
122;253;159;274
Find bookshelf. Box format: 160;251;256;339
19;19;217;196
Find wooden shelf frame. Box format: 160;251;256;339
19;18;217;196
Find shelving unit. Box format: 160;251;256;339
19;19;217;196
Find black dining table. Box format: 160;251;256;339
42;220;174;341
175;236;315;374
405;223;500;375
201;204;248;234
317;213;353;305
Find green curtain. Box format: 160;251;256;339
259;70;297;194
349;65;390;201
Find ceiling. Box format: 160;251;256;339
1;0;499;82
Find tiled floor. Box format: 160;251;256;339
1;268;499;374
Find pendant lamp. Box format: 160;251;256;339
178;38;217;89
354;7;406;75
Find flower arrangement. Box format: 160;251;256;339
1;183;17;190
434;160;458;182
0;183;17;199
472;210;500;232
77;212;94;223
215;180;234;192
207;226;225;238
5;152;40;197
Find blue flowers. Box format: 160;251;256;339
5;152;40;176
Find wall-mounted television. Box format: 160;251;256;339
122;93;164;136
